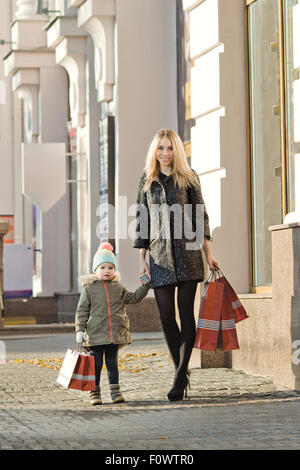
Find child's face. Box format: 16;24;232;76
95;262;115;281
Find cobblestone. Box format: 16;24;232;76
0;333;300;450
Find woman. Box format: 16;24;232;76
133;129;219;401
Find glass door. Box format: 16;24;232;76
247;0;285;289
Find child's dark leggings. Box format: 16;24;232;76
89;344;119;386
154;281;198;385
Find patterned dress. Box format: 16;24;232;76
133;170;211;289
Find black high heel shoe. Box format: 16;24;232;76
167;372;190;401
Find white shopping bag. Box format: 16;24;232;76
56;349;80;388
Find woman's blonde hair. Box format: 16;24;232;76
143;129;199;191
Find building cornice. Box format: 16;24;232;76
46;16;87;49
55;37;87;127
77;0;116;102
4;49;56;77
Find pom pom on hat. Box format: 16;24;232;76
93;242;117;272
98;242;114;252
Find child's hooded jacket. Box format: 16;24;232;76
75;275;150;347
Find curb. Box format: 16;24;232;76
0;323;164;341
0;323;75;337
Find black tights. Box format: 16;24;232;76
90;344;119;386
154;281;198;386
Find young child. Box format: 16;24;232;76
75;242;150;405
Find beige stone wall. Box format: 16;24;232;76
231;224;300;390
270;224;300;389
231;294;273;376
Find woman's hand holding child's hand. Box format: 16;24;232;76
139;273;151;286
139;257;151;285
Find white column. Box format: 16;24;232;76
116;0;177;290
12;69;40;143
77;0;116;103
55;37;87;128
38;66;70;295
55;37;88;279
187;0;249;293
15;0;37;18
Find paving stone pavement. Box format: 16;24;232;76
0;332;300;451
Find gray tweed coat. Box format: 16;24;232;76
133;170;211;289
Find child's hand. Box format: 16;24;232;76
76;331;87;344
139;273;151;286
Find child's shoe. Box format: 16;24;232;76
110;384;125;403
89;386;102;405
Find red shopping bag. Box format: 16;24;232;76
194;269;248;351
57;348;96;391
69;352;96;391
194;276;224;351
218;277;240;351
222;277;249;324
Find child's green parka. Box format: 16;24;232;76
75;275;150;347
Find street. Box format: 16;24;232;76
0;332;300;452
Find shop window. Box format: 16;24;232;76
248;0;300;288
247;0;290;289
283;0;300;213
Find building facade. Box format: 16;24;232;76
1;0;299;292
1;0;300;386
1;0;178;296
180;0;300;388
181;0;299;293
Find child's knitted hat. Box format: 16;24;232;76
93;242;117;272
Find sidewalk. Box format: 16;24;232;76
0;332;300;450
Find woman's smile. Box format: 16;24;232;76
156;135;174;170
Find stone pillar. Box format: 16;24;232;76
55;37;87;128
5;4;48;247
47;13;100;282
269;222;300;389
77;0;115;103
4;1;71;296
0;223;9;329
55;35;89;278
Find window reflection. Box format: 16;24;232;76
248;0;282;287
